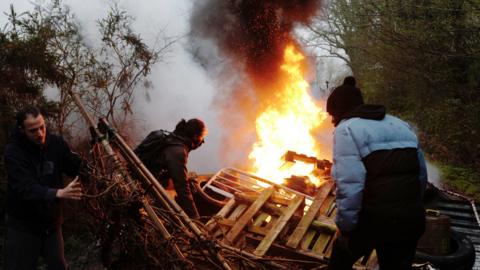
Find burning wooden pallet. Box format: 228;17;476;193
205;179;378;269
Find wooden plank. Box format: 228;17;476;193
211;204;247;237
311;217;337;233
246;235;328;265
312;233;333;255
300;230;317;250
254;195;305;256
269;195;292;206
286;181;334;248
264;216;278;231
228;204;247;220
205;198;236;232
253;212;270;227
296;249;326;262
318;195;335;216
217;204;247;244
324;232;338;257
236;193;285;216
236;191;294;207
217;219;270;236
224;187;274;244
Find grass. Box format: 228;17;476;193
436;163;480;202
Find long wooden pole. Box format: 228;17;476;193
69;90;231;270
68;90;188;264
101;118;232;270
115;141;191;235
103;119;200;232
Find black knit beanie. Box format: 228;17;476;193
326;76;364;118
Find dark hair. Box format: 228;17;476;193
173;118;206;138
16;106;42;128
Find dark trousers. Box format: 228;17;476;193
4;226;67;270
329;231;419;270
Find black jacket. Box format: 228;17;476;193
144;133;199;218
4;128;80;232
160;135;191;197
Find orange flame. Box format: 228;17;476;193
248;44;328;186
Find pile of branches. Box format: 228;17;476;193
78;133;288;270
80;143;173;269
64;89;317;269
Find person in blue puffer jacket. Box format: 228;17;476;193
326;77;427;270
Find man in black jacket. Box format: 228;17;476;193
135;118;207;219
4;106;82;270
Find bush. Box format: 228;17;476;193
437;163;480;202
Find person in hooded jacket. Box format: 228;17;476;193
135;118;207;219
3;106;82;270
326;77;427;270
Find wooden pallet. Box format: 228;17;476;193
205;180;377;268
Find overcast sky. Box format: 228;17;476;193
0;0;351;174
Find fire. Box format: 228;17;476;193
248;44;328;186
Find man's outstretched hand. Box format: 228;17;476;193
56;178;82;200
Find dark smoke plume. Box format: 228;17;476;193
190;0;321;90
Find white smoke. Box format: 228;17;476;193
1;0;350;173
0;0;225;173
426;161;442;188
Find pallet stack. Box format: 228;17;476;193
205;180;378;269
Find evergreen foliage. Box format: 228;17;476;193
307;0;480;190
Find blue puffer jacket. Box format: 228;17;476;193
332;105;427;233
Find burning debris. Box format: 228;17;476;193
200;170;378;269
78;115;339;269
72;1;336;268
282;150;331;176
190;0;330;184
64;1;337;269
282;150;332;196
247;45;329;186
73;103;474;270
73;87;339;269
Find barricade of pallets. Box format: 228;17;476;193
205;180;378;269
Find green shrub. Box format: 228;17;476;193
437;163;480;202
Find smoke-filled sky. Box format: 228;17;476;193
1;0;349;174
0;0;224;173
